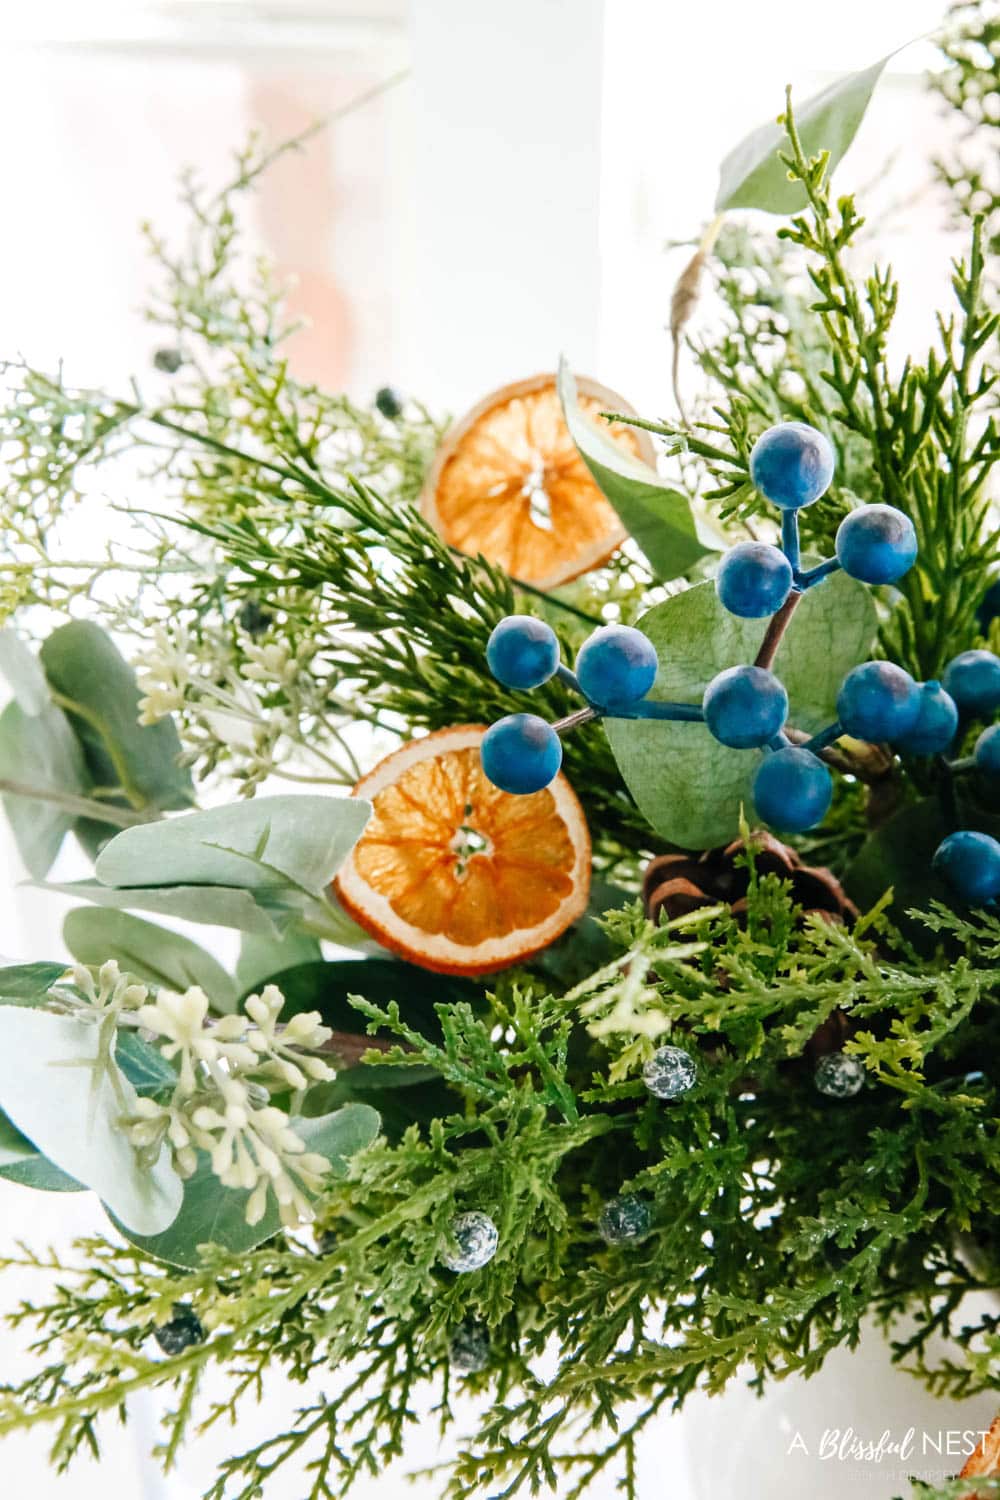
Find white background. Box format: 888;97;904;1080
0;1;996;1496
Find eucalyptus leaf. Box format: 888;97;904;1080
64;907;238;1013
115;1031;180;1095
557;359;711;582
0;1106;84;1191
40;620;194;813
0;630;51;715
0;1008;182;1233
234;929;323;995
605;573;876;848
716;55;890;214
0;961;71;1005
40;880;284;936
0;698;91;878
95;794;371;894
110;1103;380;1269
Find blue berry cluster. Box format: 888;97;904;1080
480;420;1000;905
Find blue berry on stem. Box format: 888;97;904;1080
749;421;835;511
835;504;918;585
642;1044;696;1099
703;665;788;749
481;714;561;795
933;830;1000;905
486;615;559;690
449;1319;491;1373
893;681;959;755
715;542;794;619
575;624;657;710
441;1211;499;1273
943;649;1000;716
752;746;832;833
836;661;921;743
975;724;1000;775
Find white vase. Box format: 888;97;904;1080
680;1305;998;1498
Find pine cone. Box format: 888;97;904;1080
643;832;856;928
643;833;859;1061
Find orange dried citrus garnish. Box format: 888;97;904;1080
421;373;655;590
334;726;591;976
961;1414;1000;1494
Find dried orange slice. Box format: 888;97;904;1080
422;373;656;590
961;1413;1000;1494
334;726;591;976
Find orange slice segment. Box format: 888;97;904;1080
334;726;591;976
422;373;656;591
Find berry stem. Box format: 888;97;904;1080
555;664;583;695
803;721;843;753
947;755;975;773
552;706;598;734
617;701;704;722
780;512;801;572
796;557;841;590
754;590;802;671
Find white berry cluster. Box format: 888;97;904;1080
69;963;335;1226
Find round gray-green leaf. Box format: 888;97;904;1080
64;907;238;1013
0;1008;182;1233
605;573;875;849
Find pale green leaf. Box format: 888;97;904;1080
39;880;283;936
110;1103;380;1268
0;699;91;878
0;630;51;715
0;1008;182;1233
605;572;876;848
64;907;238;1013
234;929;323;995
557;358;712;582
40;620;194;813
716;56;890;214
95;794;371;894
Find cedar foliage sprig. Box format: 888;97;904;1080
0;870;998;1500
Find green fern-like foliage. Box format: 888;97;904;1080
0;873;998;1499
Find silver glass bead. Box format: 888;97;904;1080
642;1044;696;1100
449;1318;491;1373
441;1211;499;1273
598;1193;652;1245
815;1052;865;1099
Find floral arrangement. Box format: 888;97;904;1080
0;16;1000;1500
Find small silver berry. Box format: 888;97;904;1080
815;1052;865;1099
598;1193;652;1246
642;1044;696;1100
441;1211;499;1273
449;1318;491;1373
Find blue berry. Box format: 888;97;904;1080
943;649;1000;716
375;385;404;419
575;624;657;710
481;714;561;795
932;830;1000;906
703;665;788;749
642;1045;696;1099
749;421;835;511
598;1194;652;1245
154;1304;205;1355
835;504;917;585
815;1053;865;1099
715;542;794;619
441;1211;499;1273
486;615;559;690
892;681;959;755
752;746;832;833
449;1318;490;1373
836;661;920;743
975;724;1000;775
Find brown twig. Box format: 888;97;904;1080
754;591;803;671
